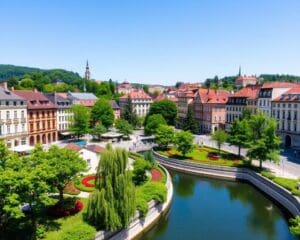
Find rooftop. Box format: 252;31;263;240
196;88;230;104
68;92;98;100
13;90;56;109
261;82;299;89
0;86;25;101
231;85;261;100
119;89;152;100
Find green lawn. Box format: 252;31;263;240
45;198;96;240
158;146;245;167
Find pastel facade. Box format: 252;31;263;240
119;89;153;117
0;86;28;148
235;75;258;88
13;90;57;146
272;87;300;149
67;92;98;107
194;89;229;133
117;81;134;95
225;85;261;130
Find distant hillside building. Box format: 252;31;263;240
148;85;165;94
235;75;258;88
13;89;57;146
119;89;153;117
110;100;120;119
117;81;134;95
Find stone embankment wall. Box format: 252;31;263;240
153;150;300;217
95;164;173;240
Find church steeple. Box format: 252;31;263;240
83;60;90;92
238;65;241;77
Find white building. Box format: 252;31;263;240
272;87;300;149
119;89;153;117
44;93;73;135
65;143;104;173
257;82;299;118
0;85;28;148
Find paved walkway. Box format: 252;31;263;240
195;134;300;179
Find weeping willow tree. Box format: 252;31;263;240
85;145;136;231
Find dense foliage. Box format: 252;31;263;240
85;147;136;231
115;119;133;139
146;100;177;126
121;97;139;127
183;105;199;134
155;125;175;149
174;130;195;157
144;114;167;135
70;105;91;139
211;130;228;153
91;99;114;128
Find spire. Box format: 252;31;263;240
85;60;90;81
238;65;241;77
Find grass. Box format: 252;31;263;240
45;198;96;240
158;146;245;167
74;174;96;192
260;171;300;197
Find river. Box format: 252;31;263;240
140;171;295;240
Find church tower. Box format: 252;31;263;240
85;60;90;80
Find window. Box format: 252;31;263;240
22;124;25;132
6;111;9;119
21;138;26;145
7;125;10;134
21;110;24;118
13;101;16;106
6;101;9;106
14;111;17;119
14;125;18;133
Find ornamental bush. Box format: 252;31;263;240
48;199;83;218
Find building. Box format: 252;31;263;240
119;89;153;117
194;88;230;133
225;85;261;130
110;100;120;120
272;87;300;149
148;85;165;94
235;75;258;88
44;93;73;136
0;85;28;148
13;90;57;146
176;89;196;128
66;92;98;107
117;81;134;95
258;82;299;118
65;143;104;173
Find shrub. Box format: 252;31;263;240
132;158;151;186
290;216;300;238
291;189;300;197
261;171;276;180
48;199;83;218
60;224;96;240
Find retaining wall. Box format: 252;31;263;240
95;164;173;240
153;150;300;217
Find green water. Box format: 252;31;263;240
141;171;296;240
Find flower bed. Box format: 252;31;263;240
48;199;83;218
151;169;163;182
81;175;97;188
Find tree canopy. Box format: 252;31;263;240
146;100;177;126
121;97;139;127
144;114;167;136
155;125;174;149
70;105;90;139
91;99;114;128
211;130;228;153
174;130;194;157
115;119;133;139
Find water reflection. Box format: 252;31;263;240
140;171;295;240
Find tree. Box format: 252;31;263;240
146;100;177;126
290;216;300;238
92;123;107;140
183;105;199;134
155;125;174;149
70;105;90;139
132;158;151;185
144;114;167;135
174;130;194;157
211;130;228;153
47;146;87;202
246;113;281;168
7;77;18;88
19;78;34;89
228;119;250;156
85;147;135;231
143;85;149;93
91;99;114;129
122;97;138;127
115;119;133;139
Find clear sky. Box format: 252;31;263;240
0;0;300;85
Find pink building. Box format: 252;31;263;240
194;89;230;133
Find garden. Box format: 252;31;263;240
157;145;245;167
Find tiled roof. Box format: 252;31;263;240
44;93;72;108
154;93;178;102
273;87;300;102
65;143;82;152
110;100;120;109
236;76;258;81
85;144;105;154
231;85;261;100
119;89;152;99
196;88;230;104
0;87;25;101
68;92;98;100
261;82;299;89
13;90;56;109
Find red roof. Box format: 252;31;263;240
262;82;299;89
119;89;152;99
85;144;105;154
273;87;300;102
236;75;258;81
13;90;56;109
65;143;82;152
196;88;230;104
232;85;261;100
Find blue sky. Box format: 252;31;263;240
0;0;300;85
